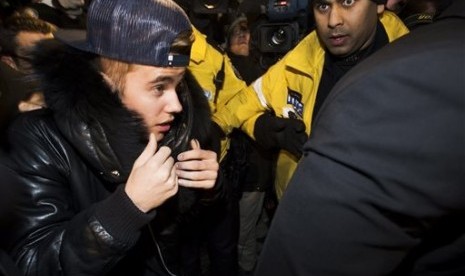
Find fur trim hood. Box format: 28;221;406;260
31;39;211;184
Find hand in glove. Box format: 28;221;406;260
254;112;307;159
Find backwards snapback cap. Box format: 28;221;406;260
55;0;192;67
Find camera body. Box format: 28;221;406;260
189;0;310;55
257;21;299;53
255;0;309;53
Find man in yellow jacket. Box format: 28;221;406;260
213;0;409;199
189;26;247;160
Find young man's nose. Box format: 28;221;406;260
166;89;183;113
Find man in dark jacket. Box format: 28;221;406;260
0;0;220;275
255;0;465;275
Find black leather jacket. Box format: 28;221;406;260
2;40;212;275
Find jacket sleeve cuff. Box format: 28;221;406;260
94;185;156;245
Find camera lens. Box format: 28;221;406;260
270;28;287;46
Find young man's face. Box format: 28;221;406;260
313;0;385;57
121;64;185;142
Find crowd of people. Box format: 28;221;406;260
0;0;463;275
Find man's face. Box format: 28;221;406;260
15;31;53;73
229;22;250;56
313;0;385;57
121;64;185;142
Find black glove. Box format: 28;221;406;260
254;112;307;159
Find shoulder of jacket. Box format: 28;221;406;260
191;27;225;63
7;109;66;165
282;31;325;75
380;10;410;41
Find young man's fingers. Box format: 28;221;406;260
178;178;216;189
176;168;217;182
177;148;217;162
133;133;158;167
176;159;217;171
190;139;200;150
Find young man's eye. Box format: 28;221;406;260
153;84;165;94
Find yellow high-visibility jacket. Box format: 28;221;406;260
213;11;409;199
189;26;247;160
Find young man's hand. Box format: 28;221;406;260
125;134;178;213
175;139;219;189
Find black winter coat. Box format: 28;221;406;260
1;40;212;275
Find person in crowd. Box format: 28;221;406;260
255;0;464;274
0;0;220;275
0;61;45;146
20;0;87;29
225;15;264;84
0;14;54;146
224;15;274;276
213;0;409;200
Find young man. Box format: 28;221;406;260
255;0;463;274
213;0;409;199
0;0;219;275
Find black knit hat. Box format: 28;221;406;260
54;0;192;67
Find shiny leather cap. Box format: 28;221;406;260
55;0;192;67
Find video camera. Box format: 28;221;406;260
256;0;309;53
188;0;309;55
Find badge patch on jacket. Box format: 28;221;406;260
203;90;213;102
283;89;303;119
